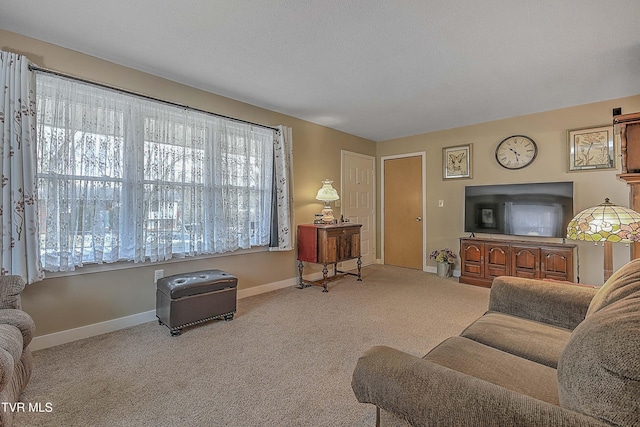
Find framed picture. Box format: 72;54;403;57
443;144;472;180
475;204;498;231
567;125;615;171
480;207;495;227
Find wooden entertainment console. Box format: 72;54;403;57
459;237;576;287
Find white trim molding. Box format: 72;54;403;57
30;274;320;351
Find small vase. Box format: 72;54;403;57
436;261;451;278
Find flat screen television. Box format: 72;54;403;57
464;182;573;238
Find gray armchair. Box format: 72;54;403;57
352;259;640;426
0;276;35;427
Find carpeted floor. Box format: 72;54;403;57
15;265;490;426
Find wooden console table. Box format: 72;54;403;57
459;237;576;287
297;223;362;292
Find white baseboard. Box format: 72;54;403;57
31;275;312;351
30;310;158;351
236;277;297;299
425;266;461;277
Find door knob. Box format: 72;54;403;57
416;217;422;222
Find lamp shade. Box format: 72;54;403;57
315;179;340;202
566;198;640;243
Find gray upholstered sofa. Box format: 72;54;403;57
0;276;34;427
352;258;640;426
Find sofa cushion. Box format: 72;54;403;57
587;257;640;316
461;312;571;368
0;325;23;392
424;336;559;405
558;294;640;425
489;276;596;330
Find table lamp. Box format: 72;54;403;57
316;179;340;223
566;198;640;282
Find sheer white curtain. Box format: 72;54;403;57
0;52;44;283
139;104;211;261
205;121;274;253
37;74;136;270
36;72;281;271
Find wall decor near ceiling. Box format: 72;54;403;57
443;144;472;180
495;135;537;169
567;125;615;171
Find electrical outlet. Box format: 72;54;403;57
438;200;444;208
154;269;164;284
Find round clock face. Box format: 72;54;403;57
495;135;538;169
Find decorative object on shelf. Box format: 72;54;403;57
429;248;457;278
442;144;472;180
567;125;615;171
495;135;537;169
614;111;640;173
316;179;340;223
566;198;640;282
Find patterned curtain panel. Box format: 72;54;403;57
0;52;44;283
269;125;294;251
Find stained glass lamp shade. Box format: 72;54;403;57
566;198;640;281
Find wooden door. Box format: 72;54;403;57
383;156;423;269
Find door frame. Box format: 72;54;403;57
340;150;376;266
380;152;427;271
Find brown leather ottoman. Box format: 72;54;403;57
156;270;237;336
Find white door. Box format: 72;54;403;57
341;151;375;268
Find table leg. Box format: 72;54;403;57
322;264;329;292
357;256;362;281
297;261;305;289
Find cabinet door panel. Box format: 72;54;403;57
541;248;573;281
512;246;540;278
461;242;484;278
485;244;510;278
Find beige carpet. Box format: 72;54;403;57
15;265;490;426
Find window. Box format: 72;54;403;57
36;74;275;272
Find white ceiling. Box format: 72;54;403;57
2;1;640;141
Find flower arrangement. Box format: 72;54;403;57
429;248;457;264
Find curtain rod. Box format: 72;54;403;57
28;64;279;133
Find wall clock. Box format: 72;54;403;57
495;135;538;169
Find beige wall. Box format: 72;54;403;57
3;29;640;338
0;30;376;336
376;95;640;285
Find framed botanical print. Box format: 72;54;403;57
443;144;472;180
567;125;615;171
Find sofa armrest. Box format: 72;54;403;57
0;310;34;349
488;276;597;330
0;276;25;310
352;346;608;427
